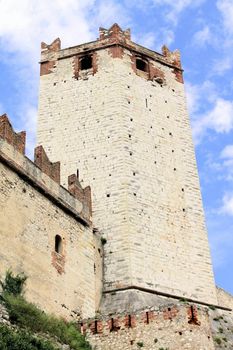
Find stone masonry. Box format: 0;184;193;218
0;114;102;320
37;24;217;307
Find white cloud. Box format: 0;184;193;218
221;193;233;216
192;98;233;144
185;80;217;115
217;0;233;36
221;145;233;159
193;25;211;46
152;0;206;24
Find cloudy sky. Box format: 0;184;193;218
0;0;233;295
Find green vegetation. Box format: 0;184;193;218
0;271;91;350
218;327;223;333
137;341;144;347
0;323;58;350
0;270;27;296
209;305;216;310
214;337;222;345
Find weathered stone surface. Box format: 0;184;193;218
0;131;101;320
37;24;217;307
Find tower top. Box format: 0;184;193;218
40;23;182;75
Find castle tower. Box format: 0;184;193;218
37;24;217;309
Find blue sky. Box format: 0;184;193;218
0;0;233;295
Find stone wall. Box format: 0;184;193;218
84;301;217;350
37;24;217;307
0;115;101;320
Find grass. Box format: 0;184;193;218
0;323;58;350
2;293;91;350
0;271;91;350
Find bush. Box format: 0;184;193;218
0;270;27;296
3;294;91;350
0;271;91;350
0;323;57;350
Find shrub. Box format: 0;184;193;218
214;337;222;345
0;271;91;350
3;294;90;350
0;270;27;296
137;341;144;347
0;323;57;350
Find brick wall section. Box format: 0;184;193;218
0;114;26;154
34;145;61;183
83;303;216;350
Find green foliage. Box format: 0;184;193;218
3;294;91;350
214;337;222;345
137;341;144;347
0;270;27;296
0;323;58;350
218;327;223;333
209;305;216;310
0;271;90;350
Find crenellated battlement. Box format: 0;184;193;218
40;23;183;83
0;114;26;154
0;114;92;224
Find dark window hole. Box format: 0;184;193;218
168;308;171;311
129;134;131;138
130;118;133;122
174;168;177;171
80;55;92;70
107;194;110;198
179;332;182;336
55;235;62;254
146;312;149;324
133;193;137;196
130;152;133;156
136;58;148;72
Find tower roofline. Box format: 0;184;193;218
40;24;182;72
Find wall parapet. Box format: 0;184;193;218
40;24;183;79
79;302;218;350
0;114;92;225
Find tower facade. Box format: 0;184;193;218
37;24;217;308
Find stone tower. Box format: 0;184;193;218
37;24;217;310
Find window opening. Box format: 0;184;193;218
136;58;148;72
55;235;62;254
80;55;92;70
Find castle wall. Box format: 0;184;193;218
37;26;217;307
84;302;216;350
0;121;100;320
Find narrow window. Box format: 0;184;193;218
55;235;62;254
80;55;92;70
136;58;148;72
